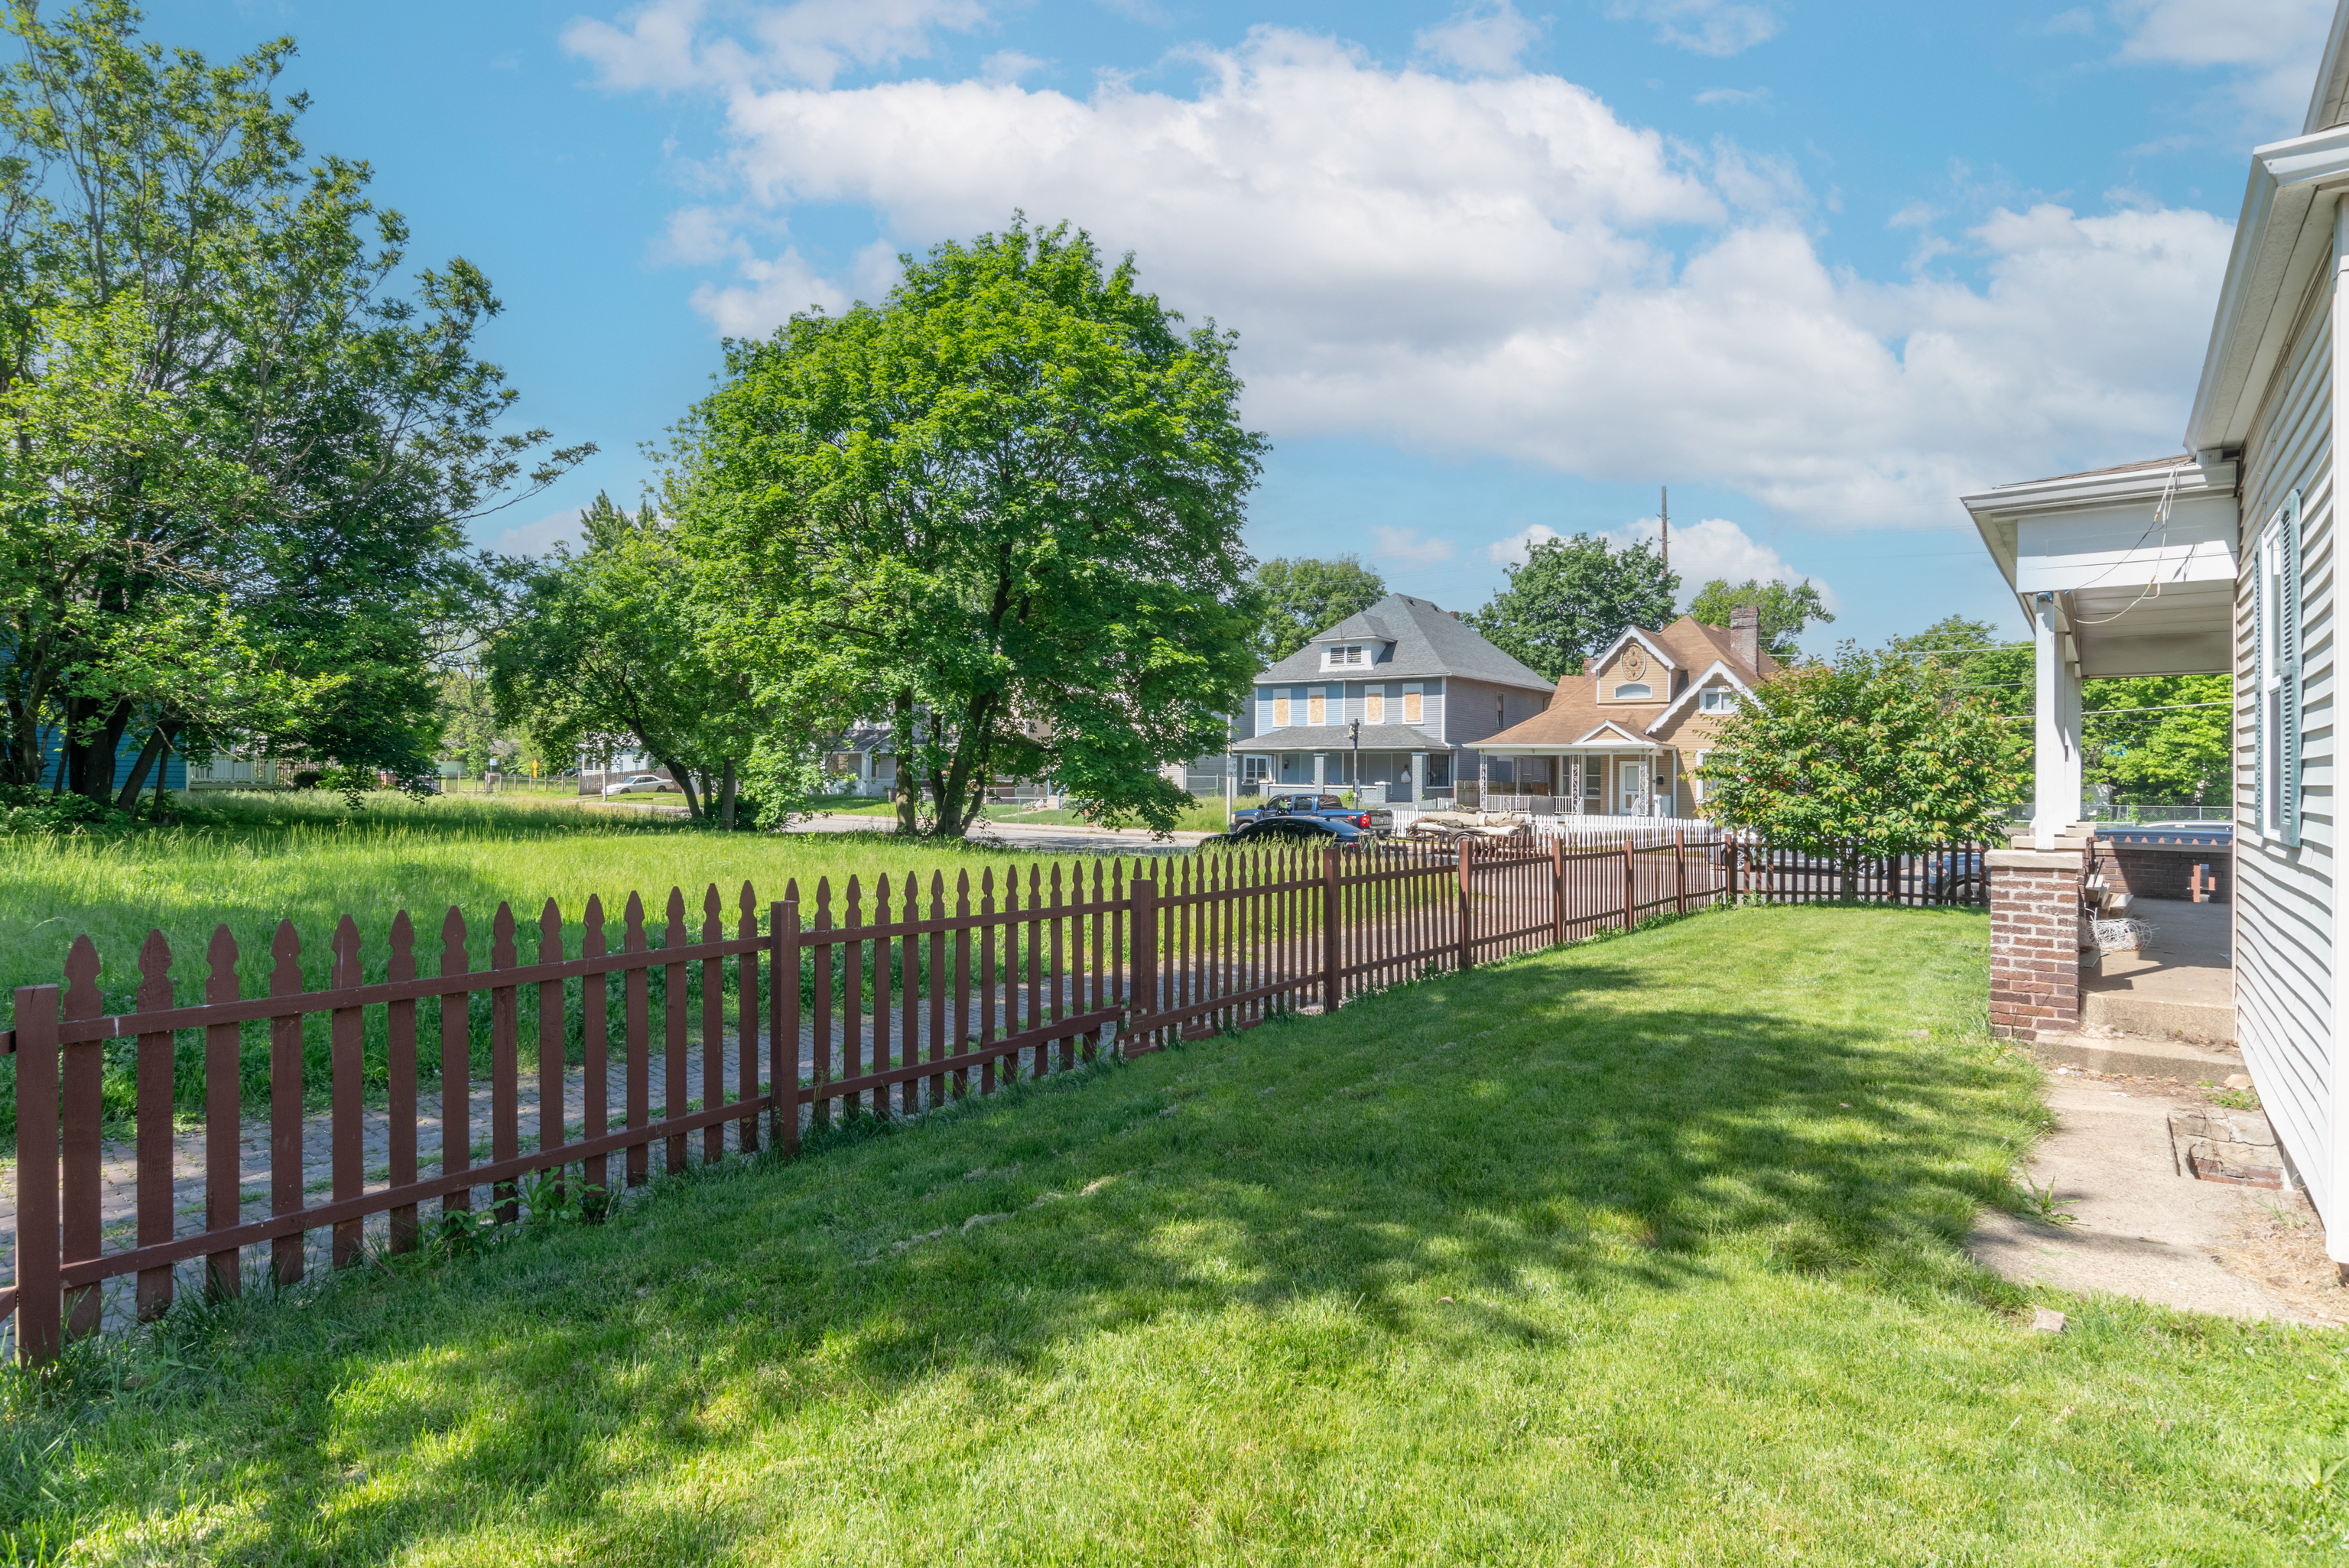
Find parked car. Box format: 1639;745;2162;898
1230;791;1394;837
1222;813;1376;847
602;773;677;797
1925;849;1986;903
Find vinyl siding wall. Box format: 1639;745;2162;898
1253;679;1447;743
2236;252;2338;1214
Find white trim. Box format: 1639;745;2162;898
1642;658;1756;733
2186;124;2349;455
1584;627;1680;677
1574;721;1650;746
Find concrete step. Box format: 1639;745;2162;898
2031;1029;2243;1083
2081;989;2235;1045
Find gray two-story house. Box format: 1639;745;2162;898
1232;594;1555;803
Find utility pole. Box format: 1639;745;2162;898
1661;485;1669;577
1348;718;1361;803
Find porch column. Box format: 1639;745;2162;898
1313;752;1327;787
2032;592;2084;849
1568;756;1583;814
1410;750;1426;803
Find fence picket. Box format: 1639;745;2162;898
134;932;174;1319
330;917;366;1270
703;885;725;1165
492;904;521;1222
583;897;610;1206
740;882;762;1152
624;893;651;1186
204;930;242;1292
442;910;474;1216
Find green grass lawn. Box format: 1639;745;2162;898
0;792;1127;1026
815;794;1236;833
11;904;2343;1564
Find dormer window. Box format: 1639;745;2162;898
1613;683;1652;700
1324;644;1367;668
1699;688;1738;713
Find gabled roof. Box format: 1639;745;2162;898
1585;626;1681;674
1642;658;1756;734
1472;614;1782;751
1260;593;1552;691
2309;0;2349;136
1573;721;1650;745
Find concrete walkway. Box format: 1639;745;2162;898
1970;1065;2341;1326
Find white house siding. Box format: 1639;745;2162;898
2236;255;2338;1212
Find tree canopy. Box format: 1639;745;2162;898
1688;577;1834;662
1697;641;2019;854
1470;534;1677;683
0;1;582;804
1248;556;1384;666
666;218;1264;836
486;495;769;826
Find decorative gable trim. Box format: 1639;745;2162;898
1587;628;1679;676
1572;721;1651;745
1643;659;1757;734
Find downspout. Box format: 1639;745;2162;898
2330;200;2349;1277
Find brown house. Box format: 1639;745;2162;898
1476;605;1779;816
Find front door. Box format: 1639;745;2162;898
1618;758;1649;816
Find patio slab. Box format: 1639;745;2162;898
2081;897;2234;1044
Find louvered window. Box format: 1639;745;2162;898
2254;491;2302;846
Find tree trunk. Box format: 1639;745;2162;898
719;758;738;829
114;719;180;810
892;691;919;836
659;757;703;820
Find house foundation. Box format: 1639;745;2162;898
1988;847;2086;1041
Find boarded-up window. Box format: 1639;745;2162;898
1402;690;1423;723
1272;697;1291;727
1366;693;1386;723
1308;693;1327;725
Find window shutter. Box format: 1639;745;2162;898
2283;489;2303;847
2251;550;2264;835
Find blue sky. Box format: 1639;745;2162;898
152;0;2330;653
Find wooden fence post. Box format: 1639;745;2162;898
1455;838;1473;972
1675;829;1688;915
14;985;59;1366
1321;846;1342;1012
772;899;799;1156
1128;877;1158;1054
1622;842;1636;930
1552;835;1567;947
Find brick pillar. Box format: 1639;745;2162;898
1987;849;2084;1041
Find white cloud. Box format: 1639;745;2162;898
1371;525;1457;565
485;505;592;558
1487;516;1837;611
564;0;986;92
1612;515;1840;612
600;21;2236;528
2113;0;2332;134
689;245;850;333
1605;0;1781;57
1694;86;1769;106
1414;2;1542;75
2045;7;2096;34
981;49;1047;85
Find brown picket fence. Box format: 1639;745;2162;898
0;826;1983;1364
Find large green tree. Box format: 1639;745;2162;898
1698;642;2019;859
669;219;1265;837
487;495;772;826
1248;555;1384;666
1470;534;1677;682
0;2;583;801
1688;577;1834;662
1887;615;2230;808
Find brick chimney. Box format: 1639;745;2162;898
1730;605;1759;671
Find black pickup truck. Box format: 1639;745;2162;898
1230;792;1395;839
